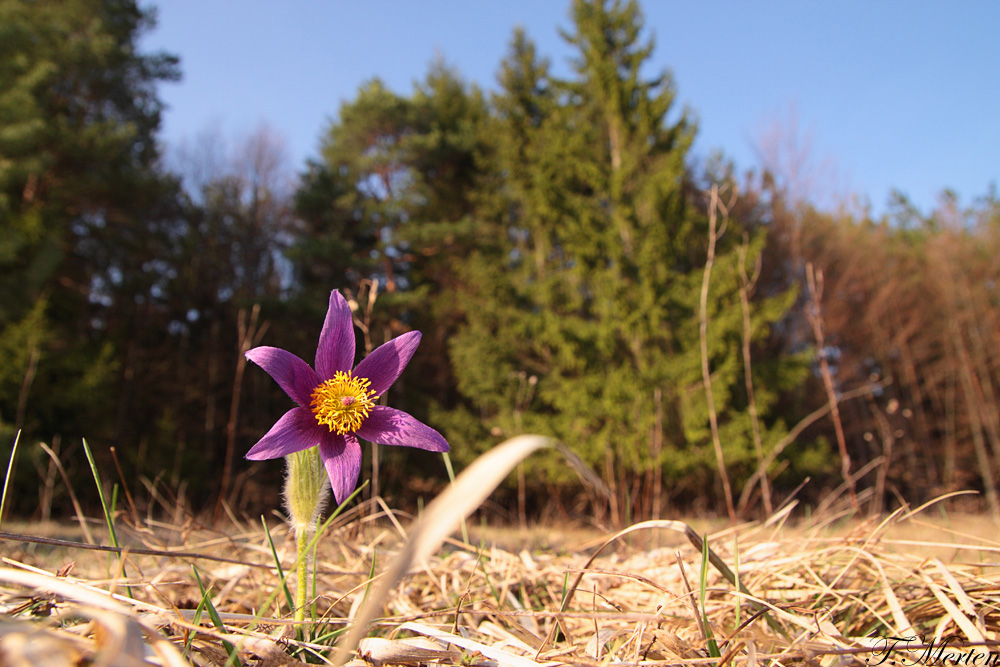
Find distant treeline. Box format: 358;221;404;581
2;0;998;524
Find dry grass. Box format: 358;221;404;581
3;488;1000;666
2;437;998;666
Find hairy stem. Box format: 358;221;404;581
295;527;310;623
284;446;330;625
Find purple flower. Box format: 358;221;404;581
245;290;449;504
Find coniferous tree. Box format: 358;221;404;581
287;70;492;500
0;0;179;453
445;0;806;518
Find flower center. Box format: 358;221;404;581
309;371;379;435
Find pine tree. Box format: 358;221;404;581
289;68;492;498
0;0;179;448
293;79;408;307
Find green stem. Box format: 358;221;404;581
283;446;329;627
295;526;310;624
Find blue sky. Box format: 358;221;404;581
142;1;999;216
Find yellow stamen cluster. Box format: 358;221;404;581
309;371;379;434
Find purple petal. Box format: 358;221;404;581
354;331;422;396
316;290;356;379
245;346;319;407
246;407;324;460
356;405;449;452
319;433;363;505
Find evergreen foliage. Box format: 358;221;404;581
2;0;997;520
442;0;806;513
0;0;179;447
292;65;493;494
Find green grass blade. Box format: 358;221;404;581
82;438;119;549
476;544;502;606
307;503;359;649
0;431;21;530
192;564;241;666
359;547;377;612
309;487;353;626
183;589;209;656
244;481;368;637
82;438;135;597
700;533;721;658
261;516;295;614
310;626;349;645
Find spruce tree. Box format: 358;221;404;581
447;0;804;517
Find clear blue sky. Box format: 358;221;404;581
142;1;999;216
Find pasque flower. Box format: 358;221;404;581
245;290;449;504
